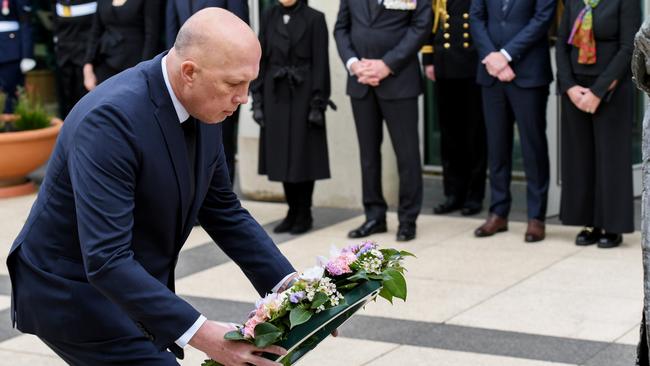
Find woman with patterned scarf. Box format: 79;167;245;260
556;0;641;248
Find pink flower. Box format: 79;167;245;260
326;251;357;276
243;314;265;338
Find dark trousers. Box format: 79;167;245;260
482;82;550;220
559;77;634;233
56;62;87;119
0;60;23;113
351;91;422;224
41;335;178;366
283;180;314;212
437;78;487;205
221;106;239;186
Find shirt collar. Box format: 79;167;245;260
161;55;190;124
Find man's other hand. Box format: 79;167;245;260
483;51;509;77
189;321;286;366
496;65;516;82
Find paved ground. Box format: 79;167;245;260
0;191;643;365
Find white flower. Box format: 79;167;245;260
300;266;325;282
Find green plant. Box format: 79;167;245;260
13;87;50;131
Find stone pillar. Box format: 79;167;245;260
238;0;401;209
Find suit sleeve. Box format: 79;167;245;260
141;0;162;61
227;0;249;24
501;0;556;61
18;0;33;59
589;0;641;98
310;13;331;110
84;6;103;64
333;0;358;67
382;0;433;74
555;2;576;94
165;0;179;49
469;0;497;60
68;104;200;350
421;31;435;66
198;128;295;296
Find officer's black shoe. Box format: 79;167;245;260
433;196;463;214
597;232;622;249
348;219;387;239
273;210;297;233
575;227;601;246
461;202;482;216
290;210;313;235
396;223;416;242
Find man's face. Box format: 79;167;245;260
186;56;259;124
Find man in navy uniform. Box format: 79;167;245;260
421;0;486;217
334;0;432;242
166;0;249;187
51;0;96;118
470;0;555;242
8;9;295;365
0;0;34;112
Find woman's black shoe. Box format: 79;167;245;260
575;227;601;246
433;196;462;214
273;211;296;233
597;233;622;249
290;211;313;235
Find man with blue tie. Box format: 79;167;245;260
470;0;556;242
7;8;294;365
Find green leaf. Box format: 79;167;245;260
347;271;369;282
224;329;246;341
310;292;329;309
337;282;359;290
253;322;283;348
383;268;407;301
289;306;313;329
202;360;224;366
399;250;416;258
378;286;393;303
368;274;384;281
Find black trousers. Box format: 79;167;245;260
351;91;422;224
221;106;239;186
559;77;634;233
436;78;486;205
56;61;87;119
0;60;23;113
41;336;178;366
283;180;314;211
482;82;550;220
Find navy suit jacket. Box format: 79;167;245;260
0;0;33;64
469;0;556;88
165;0;249;48
7;53;294;352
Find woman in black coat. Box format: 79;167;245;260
252;0;332;235
556;0;640;248
82;0;161;90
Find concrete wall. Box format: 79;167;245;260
238;0;401;209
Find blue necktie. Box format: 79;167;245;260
502;0;510;14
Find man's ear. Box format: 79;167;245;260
180;61;197;85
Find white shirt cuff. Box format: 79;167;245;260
175;314;207;348
345;57;359;76
272;272;297;293
500;49;512;62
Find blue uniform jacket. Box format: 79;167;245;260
0;0;33;64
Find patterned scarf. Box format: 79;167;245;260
567;0;601;64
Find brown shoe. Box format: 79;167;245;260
525;219;545;242
474;213;508;237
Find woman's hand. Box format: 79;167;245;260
83;63;97;91
577;90;602;114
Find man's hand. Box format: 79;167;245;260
425;65;435;81
496;65;516;82
482;51;509;77
190;321;286;366
353;59;391;86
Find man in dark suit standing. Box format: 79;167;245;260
470;0;556;242
334;0;432;242
7;9;294;365
166;0;249;187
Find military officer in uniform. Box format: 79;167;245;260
0;0;34;113
421;0;486;216
52;0;96;118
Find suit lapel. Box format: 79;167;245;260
503;0;515;19
370;0;384;24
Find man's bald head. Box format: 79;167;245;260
166;8;261;124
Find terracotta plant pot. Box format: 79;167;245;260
0;116;63;198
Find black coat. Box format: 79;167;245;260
52;0;95;67
253;3;331;183
84;0;161;72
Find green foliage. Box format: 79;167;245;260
289;306;312;329
309;292;329;310
12;87;50;131
254;322;283;347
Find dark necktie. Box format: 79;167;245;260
502;0;510;14
182;118;196;199
369;0;381;19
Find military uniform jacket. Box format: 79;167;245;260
0;0;33;64
52;0;96;67
421;0;477;79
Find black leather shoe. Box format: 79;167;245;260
396;223;416;242
433;196;462;214
575;227;601;246
461;202;482;216
273;211;297;233
598;232;622;249
348;219;387;239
